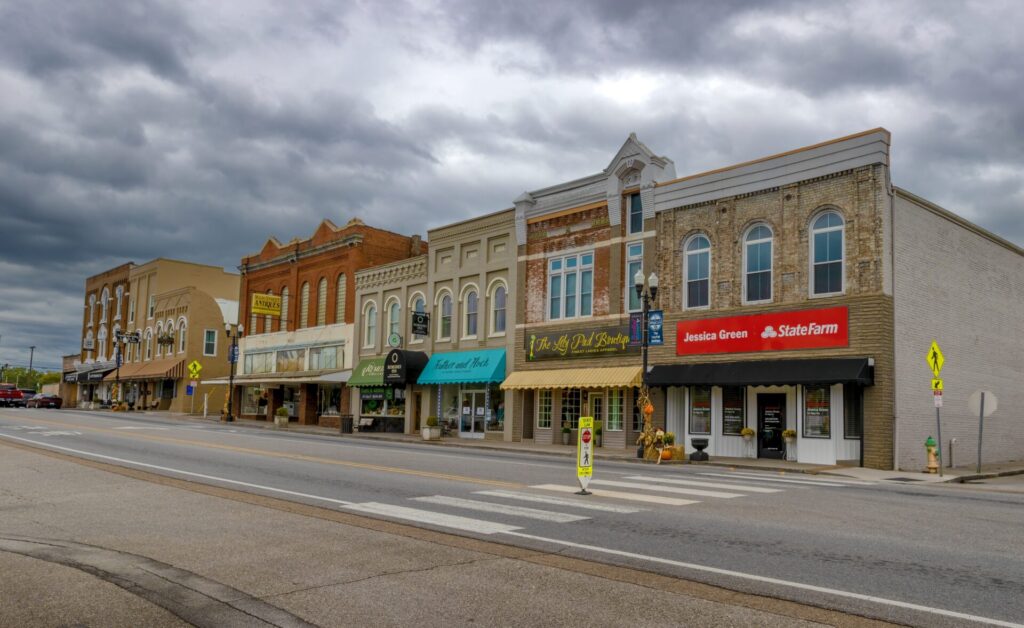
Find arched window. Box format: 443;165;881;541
463;289;478;338
744;224;773;303
155;322;163;357
144;329;153;361
178;318;188;353
299;282;310;329
97;325;108;361
114;286;124;320
264;290;273;333
411;294;426;340
811;211;844;295
684;235;711;308
249;296;257;333
490;283;507;335
84;330;94;361
363;302;377;347
280;286;290;330
88;294;96;327
439;293;453;339
387;299;400;337
316;278;327;326
335;274;347;324
100;288;110;323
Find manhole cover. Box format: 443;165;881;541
885;477;924;482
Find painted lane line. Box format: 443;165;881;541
474;490;644;514
590;479;744;499
712;471;874;486
0;432;356;507
500;531;1024;628
412;495;589;523
698;473;846;487
624;475;783;494
345;503;521;535
114;426;170;430
531;484;699;506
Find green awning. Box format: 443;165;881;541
417;349;506;385
348;357;385;387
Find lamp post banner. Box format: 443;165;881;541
676;306;849;356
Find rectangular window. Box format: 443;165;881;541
547;253;593;320
628;193;643;234
607;389;624;431
203;330;216;356
844;384;863;439
722;386;745;435
745;241;772;302
561;388;581;430
804;385;831;438
276;349;306;373
148;296;156;319
689;386;712;435
128;297;135;323
309;345;339;370
589;392;604;425
537;390;552;429
627;243;643;312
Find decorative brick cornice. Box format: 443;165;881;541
355;256;427;291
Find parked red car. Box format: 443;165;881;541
26;393;63;409
0;384;24;407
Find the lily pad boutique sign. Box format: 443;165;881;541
676;306;849;355
527;325;638;361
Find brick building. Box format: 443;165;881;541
71;262;133;406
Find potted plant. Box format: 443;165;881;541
740;427;755;442
594;422;603;448
422;416;442;441
274;406;289;427
782;428;797;444
660;432;675;461
561;423;571;445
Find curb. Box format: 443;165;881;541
953;468;1024;483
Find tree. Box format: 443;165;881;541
0;367;59;391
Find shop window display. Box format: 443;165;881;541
804;385;831;438
689;386;712;434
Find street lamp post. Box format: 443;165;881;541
224;323;244;422
633;269;659;457
114;331;123;405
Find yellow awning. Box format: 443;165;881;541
500;366;643;390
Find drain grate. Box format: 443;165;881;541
885;477;924;482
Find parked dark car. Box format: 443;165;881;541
26;393;63;409
0;384;24;407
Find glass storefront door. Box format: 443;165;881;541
459;389;486;438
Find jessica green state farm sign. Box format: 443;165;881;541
676;307;849;355
526;325;638;361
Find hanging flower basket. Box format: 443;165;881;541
156;333;175;346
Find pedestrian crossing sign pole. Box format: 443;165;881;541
576;416;594;495
926;340;945;477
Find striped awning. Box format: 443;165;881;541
500;366;643;390
117;358;186;381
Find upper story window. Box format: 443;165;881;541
387;300;401;337
811;211;844;296
203;329;217;356
128;296;135;323
463;289;478;338
626;243;643;312
88;294;96;327
490;283;507;335
411;295;426;341
335;274;347;324
145;329;153;360
363;302;377;348
97;325;108;361
264;290;273;333
147;295;156;319
684;235;711;309
299;282;310;329
548;252;593;320
280;286;290;330
627;193;643;235
743;224;773;304
178;319;188;353
100;288;110;323
249;298;257;335
155;322;164;358
114;286;124;320
316;278;328;326
439;293;453;339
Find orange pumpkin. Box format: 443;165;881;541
660;448;672;461
643;403;654;416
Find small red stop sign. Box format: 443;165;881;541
581;429;592;444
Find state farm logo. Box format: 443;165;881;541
761;326;778;339
765;322;840;338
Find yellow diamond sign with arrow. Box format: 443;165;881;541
188;360;203;379
926;341;944;377
931;378;943;391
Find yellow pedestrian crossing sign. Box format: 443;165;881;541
931;378;943;391
188;360;203;379
926;341;944;377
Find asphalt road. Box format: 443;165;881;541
1;408;1022;627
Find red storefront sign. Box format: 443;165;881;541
676;306;849;355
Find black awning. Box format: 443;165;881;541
648;358;873;387
383;349;430;385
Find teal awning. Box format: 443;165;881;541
417;349;506;385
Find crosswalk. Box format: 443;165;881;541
342;471;874;536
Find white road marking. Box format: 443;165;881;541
698;472;848;487
345;502;521;535
711;471;874;486
0;432;355;507
39;431;82;437
590;479;744;499
412;495;589;523
624;475;783;494
501;531;1024;628
531;484;699;506
474;490;644;514
114;426;170;430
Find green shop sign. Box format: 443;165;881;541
525;324;639;361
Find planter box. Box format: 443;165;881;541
422;426;442;441
274;415;289;427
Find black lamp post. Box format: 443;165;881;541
633;269;659;388
224;322;244;422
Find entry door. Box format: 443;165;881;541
459;390;486;439
757;394;787;459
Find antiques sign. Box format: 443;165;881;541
526;325;639;361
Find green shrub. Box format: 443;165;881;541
426;416;439;427
275;407;288;417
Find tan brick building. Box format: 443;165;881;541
71;262;133;406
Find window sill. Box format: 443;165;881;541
809;290;845;299
488;332;507;338
461;335;478;341
684;305;711;312
742;299;773;306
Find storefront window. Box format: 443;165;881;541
607;389;624;431
722;386;745;435
537;390;552;428
632;387;642;431
804;385;831;438
242;386;264;415
318;384;341;416
486;384;504;432
844;384;862;439
276;349;306;372
244;352;273;374
589;392;603;426
689;386;711;435
309;345;340;370
561;388;581;429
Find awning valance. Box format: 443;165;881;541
646;358;874;387
417;349;506;386
348;357;386;387
103;362;143;381
501;365;642;390
201;369;351;386
78;368;114;383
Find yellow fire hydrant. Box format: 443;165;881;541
925;436;939;473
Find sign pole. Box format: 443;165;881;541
576;416;594;495
976;392;985;474
935;405;943;477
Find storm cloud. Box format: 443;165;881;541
0;0;1021;370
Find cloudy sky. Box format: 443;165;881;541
1;0;1021;372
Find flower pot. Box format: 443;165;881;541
422;426;441;441
595;435;602;448
561;432;571;445
742;434;753;442
274;415;289;427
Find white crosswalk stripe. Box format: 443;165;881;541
589;479;744;499
531;484;700;506
698;472;851;487
345;502;521;534
474;489;644;513
624;475;783;493
412;495;590;523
